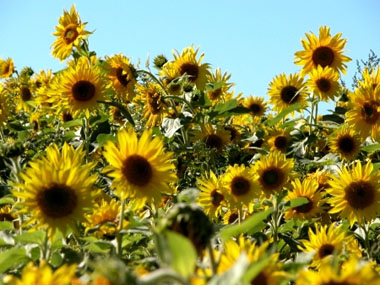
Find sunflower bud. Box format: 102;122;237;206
153;54;168;69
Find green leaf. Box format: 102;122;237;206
98;101;135;126
219;208;273;241
241;255;272;284
361;143;380;153
97;133;117;147
50;252;63;267
0;222;13;231
265;102;303;127
14;231;46;245
373;162;380;171
321;114;344;124
0;247;29;273
84;241;113;253
214;99;238;114
62;119;83;128
176;188;200;203
0;197;14;205
165;231;197;278
284;197;309;211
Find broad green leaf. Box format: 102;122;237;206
0;197;14;205
321;114;344;124
98;101;135;126
265;102;303;127
84;241;113;253
50;252;63;267
373;162;380;171
214;99;238;114
14;231;46;245
220;208;273;241
284;197;309;211
241;255;271;284
97;133;117;147
0;222;13;231
62;119;82;128
361;143;380;153
0;247;29;273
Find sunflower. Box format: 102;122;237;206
345;86;380;140
196;171;226;219
305;169;330;192
266;127;291;153
284;178;324;221
0;85;12;127
4;261;77;285
103;127;176;208
159;61;183;95
267;73;308;115
171;46;210;90
359;66;380;90
104;54;137;102
205;68;234;104
255;151;294;197
218;236;287;285
84;199;128;238
307;65;340;102
222;208;239;224
243;96;267;123
329;126;361;160
34;69;54;108
52;60;106;117
192;124;230;151
0;58;14;78
221;164;260;209
300;223;361;267
51;5;91;61
294;26;351;75
136;82;167;127
224;125;241;143
12;143;97;237
328;161;380;226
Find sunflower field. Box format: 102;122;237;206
1;5;380;285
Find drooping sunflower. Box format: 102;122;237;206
300;223;361;268
103;127;177;208
266;127;291;153
328;161;380;226
307;65;340;102
104;54;137;102
171;46;210;90
0;58;14;78
243;96;267;123
284;178;324;221
221;164;261;209
359;66;380;90
12;143;98;238
329;125;361;160
51;5;91;61
193;124;231;151
196;171;226;219
255;151;294;197
136;82;167;127
267;73;308;115
205;68;234;104
345;85;380;140
52;60;107;117
294;26;351;75
4;261;77;285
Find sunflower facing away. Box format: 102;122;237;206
103;127;177;209
300;223;361;268
267;73;308;115
328;160;380;226
329;125;361;160
52;59;106;117
51;5;91;61
12;143;98;238
294;26;351;75
0;58;14;78
307;65;340;102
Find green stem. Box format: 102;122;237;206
42;231;49;260
117;198;126;258
137;70;168;95
207;241;217;275
362;223;371;258
271;195;280;242
163;95;196;115
82;116;90;163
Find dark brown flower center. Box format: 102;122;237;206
274;136;288;151
72;80;96;102
345;181;375;209
147;92;161;115
260;167;285;191
37;184;77;218
251;271;268;285
312;46;335;68
180;63;199;82
361;101;380;124
280;86;299;104
316;78;332;92
249;103;262;115
231;176;251;196
115;67;130;87
318;244;335;258
205;134;223;149
210;190;224;207
122;155;153;187
337;135;355;154
224;126;238;142
63;24;79;44
2;63;10;75
251;139;264;148
62;112;73;122
228;212;238;224
21;87;32;101
209;88;222;100
0;213;14;222
294;197;313;213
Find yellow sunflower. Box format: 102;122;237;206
160;61;183;95
284;178;324;221
51;5;91;61
328;161;380;226
171;46;210;90
221;164;261;209
224;125;241;143
255;151;294;197
307;65;340;102
294;26;351;75
359;66;380;90
52;60;106;117
0;58;14;78
206;68;234;104
300;223;361;267
136;82;167;127
243;96;267;123
345;86;380;140
266;127;291;153
0;85;12;127
102;127;176;208
193;124;230;151
104;54;137;102
34;69;54;108
329;125;361;160
267;73;308;115
4;261;76;285
196;171;225;219
12;143;98;238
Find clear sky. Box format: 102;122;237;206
1;0;380;106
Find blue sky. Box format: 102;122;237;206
1;0;380;106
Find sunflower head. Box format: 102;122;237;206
266;127;291;153
205;68;234;104
0;58;14;78
51;5;91;61
243;96;267;122
359;66;380;90
307;65;340;102
329;126;361;160
294;26;351;75
192;124;231;151
0;85;12;127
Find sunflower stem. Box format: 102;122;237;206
42;231;49;260
137;70;169;95
117;198;126;258
163;95;196;115
272;195;280;242
207;241;217;275
82;116;90;163
361;222;371;258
